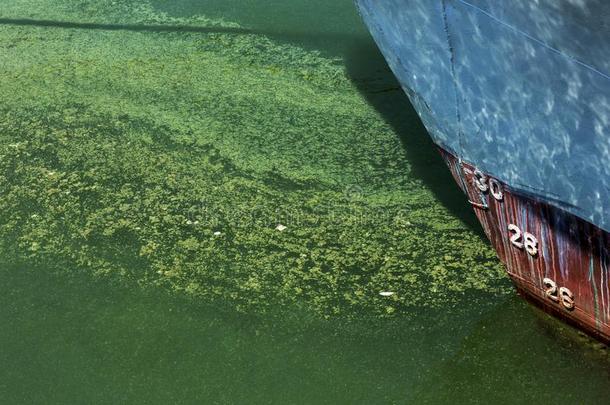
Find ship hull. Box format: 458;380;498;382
440;147;610;343
356;0;610;342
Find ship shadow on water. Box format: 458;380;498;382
142;0;494;235
342;41;484;236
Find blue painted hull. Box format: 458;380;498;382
356;0;610;341
356;0;610;232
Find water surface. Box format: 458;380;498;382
1;0;610;403
3;266;610;404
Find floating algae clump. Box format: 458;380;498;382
0;0;511;317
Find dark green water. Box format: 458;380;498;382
4;266;610;404
1;0;610;403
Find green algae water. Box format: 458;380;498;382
4;267;610;404
1;0;610;403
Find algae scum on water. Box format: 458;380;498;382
0;0;510;317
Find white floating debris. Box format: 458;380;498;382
379;291;395;297
275;224;287;232
213;231;222;236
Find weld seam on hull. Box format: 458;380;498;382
456;0;610;81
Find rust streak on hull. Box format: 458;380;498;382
439;147;610;343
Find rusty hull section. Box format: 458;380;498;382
439;148;610;343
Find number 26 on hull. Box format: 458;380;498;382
543;277;575;310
